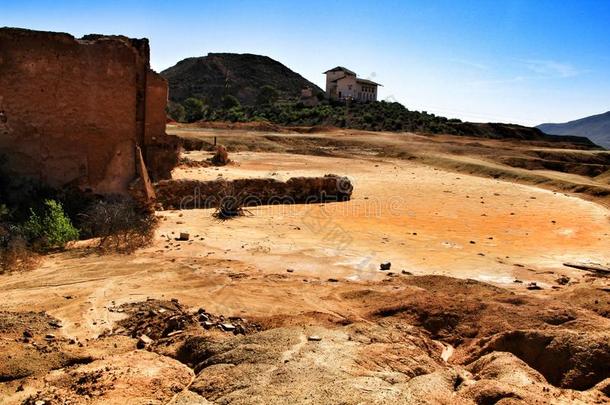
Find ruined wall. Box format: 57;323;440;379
0;28;178;194
153;175;353;210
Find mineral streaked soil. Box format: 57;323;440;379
1;129;609;404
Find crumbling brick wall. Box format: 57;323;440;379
0;28;179;194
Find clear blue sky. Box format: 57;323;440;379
3;0;610;125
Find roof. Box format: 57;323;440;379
356;78;382;87
323;66;356;76
330;76;382;87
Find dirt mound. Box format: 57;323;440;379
0;311;92;383
365;276;584;345
23;350;194;405
210;145;230;166
463;329;610;390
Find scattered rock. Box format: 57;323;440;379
308;335;322;341
527;282;542;290
23;330;33;338
44;334;55;340
221;323;235;332
178;232;190;241
137;334;154;349
380;262;392;271
556;276;570;285
327;278;339;282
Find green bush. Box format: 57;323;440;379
183;97;206;122
222;95;241;110
22;199;79;251
167;102;186;122
256;85;279;105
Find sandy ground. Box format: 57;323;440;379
1;131;609;404
1;150;608;338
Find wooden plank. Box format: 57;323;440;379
563;262;610;275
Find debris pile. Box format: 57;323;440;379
108;299;261;348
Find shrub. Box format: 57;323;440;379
80;198;158;253
222;95;241;110
256;85;279;105
167;102;186;122
0;224;39;273
22;199;79;251
183;97;206;122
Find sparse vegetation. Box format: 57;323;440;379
213;184;247;220
172;98;463;134
21;199;79;251
80;197;158;253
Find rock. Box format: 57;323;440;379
380;262;391;271
221;323;236;332
137;334;154;349
167;330;183;337
327;278;339;282
44;334;55;340
308;335;322;341
401;270;413;275
35;401;46;405
286;269;294;273
527;282;542;290
556;276;570;285
178;232;190;241
23;330;33;338
49;320;62;328
203;321;214;329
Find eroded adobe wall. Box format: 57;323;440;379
0;28;177;194
153;175;353;210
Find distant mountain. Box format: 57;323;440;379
161;53;323;107
537;111;610;148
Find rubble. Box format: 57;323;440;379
108;299;261;344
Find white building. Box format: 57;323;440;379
324;66;381;102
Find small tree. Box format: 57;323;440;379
166;102;186;122
183;97;206;122
256;85;279;106
222;95;241;110
22;199;79;251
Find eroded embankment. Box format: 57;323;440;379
5;275;610;404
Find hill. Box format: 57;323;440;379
537;111;610;148
161;53;323;107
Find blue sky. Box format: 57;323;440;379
3;0;610;125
